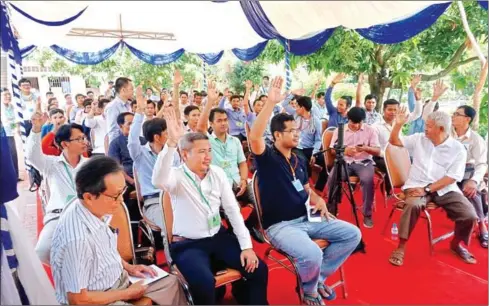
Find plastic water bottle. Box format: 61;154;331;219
391;223;399;241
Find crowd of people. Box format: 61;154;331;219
0;69;487;305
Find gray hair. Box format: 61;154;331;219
427;111;451;133
178;132;209;151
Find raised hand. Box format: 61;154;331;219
173;69;183;85
358;73;365;85
432;80;448;101
267;76;284;105
410;74;422;89
164;107;184;147
291;88;306;96
395;105;410;125
414;87;423;101
31;112;47;133
207;81;219;104
331;73;346;86
244;80;253;91
135;84;146;113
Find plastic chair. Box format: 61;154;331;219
382;144;454;255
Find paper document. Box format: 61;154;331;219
128;264;169;286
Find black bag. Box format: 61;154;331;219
28;167;43;192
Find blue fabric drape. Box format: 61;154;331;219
21;45;37;58
356;2;451;44
479;1;488;10
8;2;87;27
239;0;281;40
280;28;335;56
124;42;185;65
0;1;21;64
50;42;121;65
197;51;224;65
232;41;268;61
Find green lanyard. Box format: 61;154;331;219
183;168;212;210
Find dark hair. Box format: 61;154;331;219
142;118;167;142
316;92;325;99
457;105;477;124
297;96;313;112
383;98;400;110
116;112;133;126
64;93;71;98
258;94;267;100
83;98;93;108
200;91;207;97
263;76;269;81
115;77;132;94
184;105;200;116
75;94;85;101
47;104;58;111
253;99;262;107
340;95;353;108
131;100;137;107
49;108;64;117
194;92;202;98
48;97;58;105
86;90;94;95
75;156;123;199
147;100;156;108
270;113;295;141
146;87;153;93
347;107;366;123
209;108;227;122
108;81;114;85
364;94;377;102
180;91;188;97
18;78;31;86
54;123;84;148
97;99;108;109
46;91;54;96
230;95;240;102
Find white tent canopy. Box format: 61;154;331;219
9;1;450;54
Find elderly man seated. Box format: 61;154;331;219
388;109;478;266
50;156;186;305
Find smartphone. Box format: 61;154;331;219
308;207;322;222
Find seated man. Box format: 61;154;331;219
451;105;488;248
26;113;88;264
327;107;381;228
249;76;361;306
152;108;269;305
183;105;200;133
388;109;478;266
50;156;186;305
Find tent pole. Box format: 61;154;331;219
456;1;487;66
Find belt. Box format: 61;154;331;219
143;193;159;201
172;235;187;243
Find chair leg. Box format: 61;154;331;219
424;210;434;256
339;266;348;299
382;206;397;235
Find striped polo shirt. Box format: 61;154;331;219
50;200;123;304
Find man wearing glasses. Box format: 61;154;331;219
18;78;40;136
26;112;89;264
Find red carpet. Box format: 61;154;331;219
38;189;488;304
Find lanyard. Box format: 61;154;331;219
183;168;212;210
283;153;298;179
62;162;75;188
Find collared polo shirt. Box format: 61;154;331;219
105;96;132;144
209;133;246;185
329;123;380;164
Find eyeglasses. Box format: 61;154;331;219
281;129;300;135
452;112;469;118
68;136;88;143
102;186;127;202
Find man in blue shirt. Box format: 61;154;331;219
325;73;352;128
218;94;249;142
249;76;361;305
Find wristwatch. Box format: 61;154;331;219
424;184;432;194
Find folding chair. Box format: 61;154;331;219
160;192;244;305
251;172;348;303
382;144;454;255
133;166;162;232
109;202;153;306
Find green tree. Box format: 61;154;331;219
226;60;265;94
259;1;488;111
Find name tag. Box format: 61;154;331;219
221;161;231;169
208;212;221;230
292;179;304;192
236;122;243;127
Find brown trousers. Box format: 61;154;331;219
108;270;188;305
399;190;477;245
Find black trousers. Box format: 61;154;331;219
373;156;392;194
170;227;269;305
295;147;328;191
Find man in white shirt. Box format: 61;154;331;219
84;100;108;156
152;108;269;305
50;156;186;305
388;109;477;267
26;112;89;264
451;105;488;248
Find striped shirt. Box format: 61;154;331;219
50;200;123;304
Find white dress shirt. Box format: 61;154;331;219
152;145;252;250
26;132;87;213
452;128;488;186
401;134;466;196
84;115;107;154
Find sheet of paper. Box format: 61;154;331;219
128;264;169;286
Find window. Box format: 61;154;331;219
48;76;70;88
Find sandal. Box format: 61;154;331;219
317;283;336;301
388;249;405;266
451;245;477;264
478;233;488;248
303;293;325;305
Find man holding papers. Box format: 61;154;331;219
50;156;187;305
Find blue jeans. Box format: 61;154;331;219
265;216;361;295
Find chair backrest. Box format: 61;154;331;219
104;134;109;155
251;172;272;244
321;127;337;171
132;165;145;218
160;191;174;264
384;143;411;189
110;202;136;263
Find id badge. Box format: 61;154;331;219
221;160;231;169
292;179;304;192
208;212;221;230
236;121;243;127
